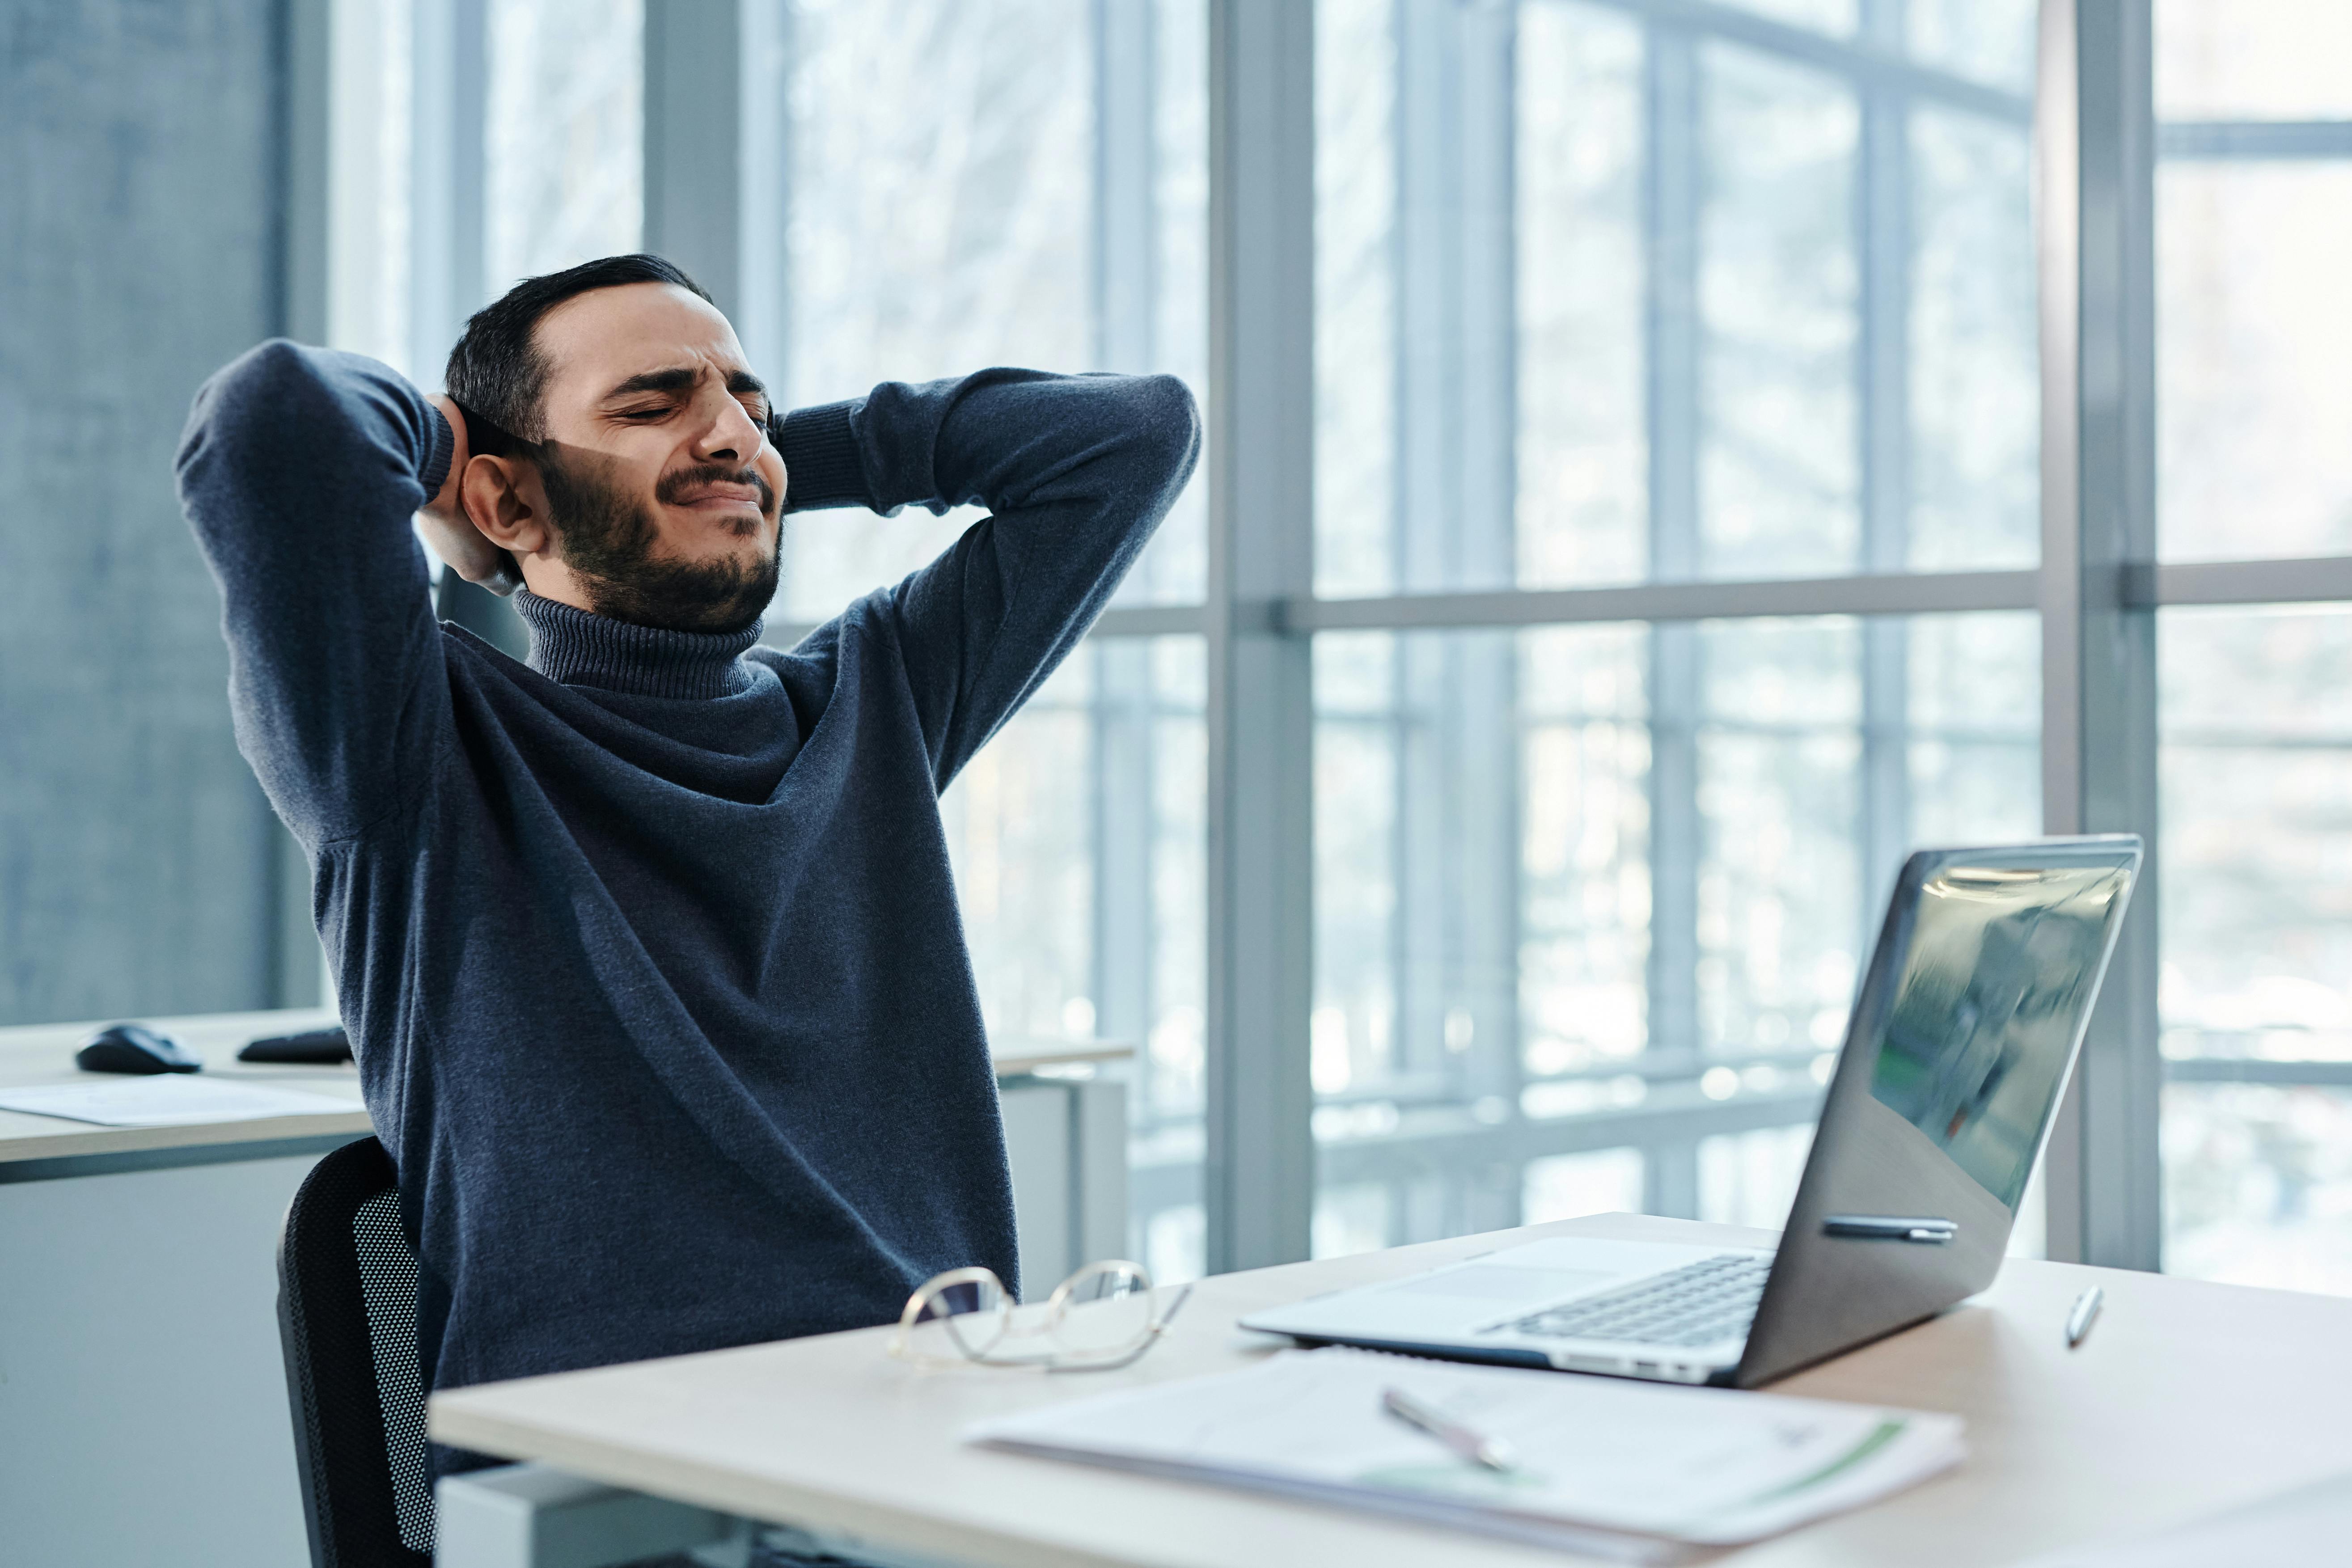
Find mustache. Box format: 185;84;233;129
655;462;777;516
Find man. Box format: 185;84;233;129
178;254;1199;1465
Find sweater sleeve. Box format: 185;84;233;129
176;340;453;848
770;368;1201;788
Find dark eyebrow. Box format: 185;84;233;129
600;366;770;407
601;366;700;401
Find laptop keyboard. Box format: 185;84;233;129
1496;1254;1771;1348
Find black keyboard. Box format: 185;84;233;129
1496;1254;1770;1348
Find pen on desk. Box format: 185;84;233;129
1381;1386;1519;1474
2065;1285;2103;1349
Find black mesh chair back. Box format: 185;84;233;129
277;1136;435;1568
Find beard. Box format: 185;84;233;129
536;448;782;634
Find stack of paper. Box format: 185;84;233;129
969;1347;1963;1560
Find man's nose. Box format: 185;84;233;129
692;390;765;465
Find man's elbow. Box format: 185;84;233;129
178;339;346;483
1126;372;1203;488
203;338;332;416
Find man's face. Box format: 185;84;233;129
523;283;788;634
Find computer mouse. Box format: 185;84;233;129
75;1023;203;1074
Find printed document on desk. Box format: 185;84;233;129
0;1076;366;1127
968;1347;1964;1559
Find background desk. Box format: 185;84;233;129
436;1210;2352;1568
0;1009;1125;1568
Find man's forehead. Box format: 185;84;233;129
536;282;748;394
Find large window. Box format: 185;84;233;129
322;1;2352;1296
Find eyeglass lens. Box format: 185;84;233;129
1052;1263;1155;1356
911;1272;1009;1359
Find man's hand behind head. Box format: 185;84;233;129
419;393;523;596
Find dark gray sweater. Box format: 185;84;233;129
177;343;1197;1430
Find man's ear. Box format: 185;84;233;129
459;455;552;559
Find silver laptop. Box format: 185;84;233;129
1243;837;2141;1389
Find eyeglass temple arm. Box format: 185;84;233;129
1154;1284;1194;1330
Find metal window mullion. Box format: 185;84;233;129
275;0;333;1008
1094;0;1159;374
1090;1;1162;1179
2136;556;2352;608
737;0;792;377
1388;0;1523;1244
1288;567;2041;628
1203;0;1316;1274
1390;0;1446;1237
410;0;486;376
1456;0;1523;1236
1643;20;1703;1220
1858;0;1913;929
1091;641;1156;1071
2156;121;2352;161
644;0;746;317
2037;0;2162;1271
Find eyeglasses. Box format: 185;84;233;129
889;1259;1193;1373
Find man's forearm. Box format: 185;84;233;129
836;367;1201;786
176;340;454;845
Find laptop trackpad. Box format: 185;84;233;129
1389;1266;1618;1303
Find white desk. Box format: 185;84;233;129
0;1006;368;1176
0;1009;1126;1568
433;1210;2352;1568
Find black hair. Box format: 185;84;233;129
441;253;713;455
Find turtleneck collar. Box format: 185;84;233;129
512;588;760;700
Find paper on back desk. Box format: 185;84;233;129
0;1076;366;1127
968;1347;1964;1553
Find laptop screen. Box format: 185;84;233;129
1863;859;2135;1209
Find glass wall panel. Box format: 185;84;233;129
2161;609;2352;1066
2160;607;2352;1293
1909;106;2037;571
1717;0;1855;36
1525;1148;1646;1224
2164;1085;2352;1295
947;637;1208;1280
327;0;644;376
1516;1;1645;589
328;0;417;376
486;0;643;285
777;0;1207;621
2155;163;2352;562
1697;44;1858;579
1906;0;2036;93
1335;1;2036;597
1695;618;1863;1056
1907;612;2043;844
1310;613;2037;1257
2154;0;2352;122
1312;0;1398;599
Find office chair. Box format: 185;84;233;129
277;1136;434;1568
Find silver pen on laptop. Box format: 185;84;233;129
1381;1386;1520;1474
2065;1285;2103;1349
